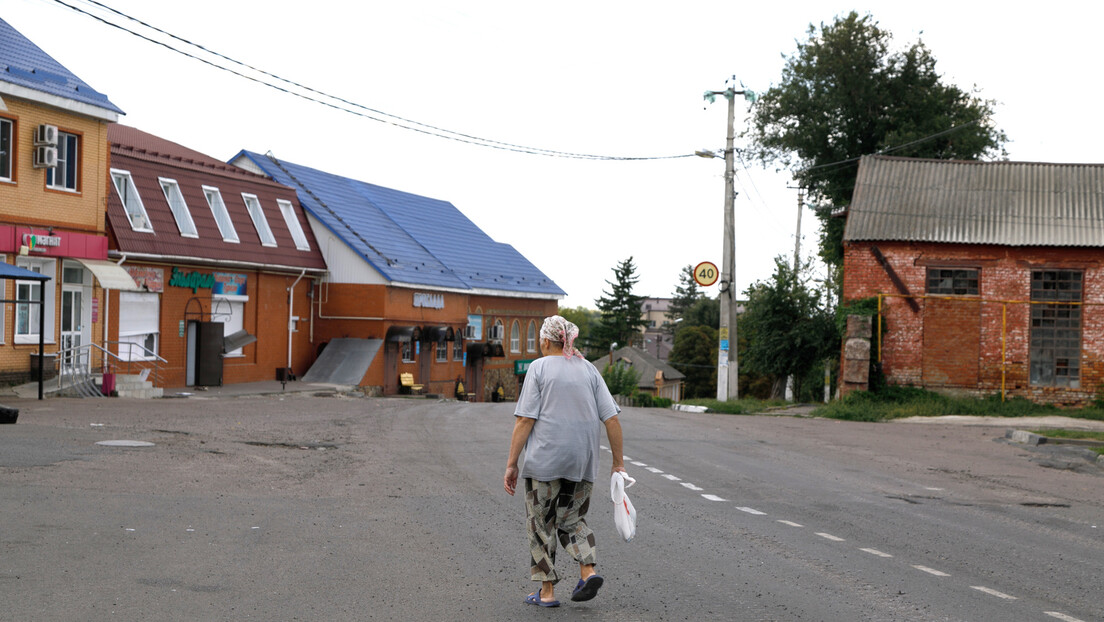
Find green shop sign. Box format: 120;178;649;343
514;359;536;375
169;267;216;293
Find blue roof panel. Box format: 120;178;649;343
235;150;563;296
0;18;124;115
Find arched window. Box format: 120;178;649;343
510;320;521;353
527;321;537;352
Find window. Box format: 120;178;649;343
15;257;55;344
111;170;153;232
212;297;245;357
453;337;463;361
436;342;448;363
1030;270;1082;388
203;186;239;242
241;193;276;246
510;320;521;353
277;199;311;251
927;268;979;295
527;321;536;352
47;131;79;191
159;178;198;237
401;340;414;363
0;118;12;182
119;292;160;360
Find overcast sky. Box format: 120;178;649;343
6;0;1100;309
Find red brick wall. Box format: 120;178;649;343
843;241;1104;405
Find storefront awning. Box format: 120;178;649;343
422;326;455;342
386;325;422;342
75;259;141;291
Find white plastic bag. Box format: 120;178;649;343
610;471;637;542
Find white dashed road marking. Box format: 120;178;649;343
913;565;950;577
816;532;845;542
661;474;681;481
736;506;766;516
645;466;663;474
681;483;703;491
776;520;803;527
860;548;893;558
631;461;647;467
1044;612;1086;622
970;586;1016;600
701;494;726;502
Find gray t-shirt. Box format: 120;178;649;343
515;355;621;483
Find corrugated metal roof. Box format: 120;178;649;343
0;18;124;117
108;126;326;272
844;155;1104;247
234;150;565;297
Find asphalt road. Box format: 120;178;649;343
1;393;1101;621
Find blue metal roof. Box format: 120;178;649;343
0;18;124;116
233;150;564;297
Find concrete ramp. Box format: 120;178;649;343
301;338;382;385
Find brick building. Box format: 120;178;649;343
231;151;564;400
105;125;326;388
842;155;1104;405
0;18;132;386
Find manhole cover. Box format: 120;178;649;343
96;440;156;447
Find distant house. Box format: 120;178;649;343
105;125;326;389
231;151;564;400
842;155;1104;405
640;297;674;361
0;18;130;386
602;346;684;402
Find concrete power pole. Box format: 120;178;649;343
704;81;754;401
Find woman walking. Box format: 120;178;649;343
504;315;626;607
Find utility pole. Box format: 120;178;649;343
786;188;804;401
703;80;754;401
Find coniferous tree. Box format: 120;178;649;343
666;265;703;333
592;257;648;351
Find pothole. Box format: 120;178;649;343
238;441;338;450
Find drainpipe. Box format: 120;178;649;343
287;269;306;368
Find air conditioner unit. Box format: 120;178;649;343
463;325;478;340
33;146;57;168
488;325;504;341
34;124;58;146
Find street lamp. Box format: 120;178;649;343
703;80;755;401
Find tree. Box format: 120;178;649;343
592;257;648;351
682;296;719;331
746;11;1007;267
666;265;704;333
667;325;717;399
739;257;837;399
558;306;601;358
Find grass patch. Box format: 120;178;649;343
1027;429;1104;441
813;386;1104;422
679;397;786;415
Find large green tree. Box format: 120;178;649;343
740;257;837;399
667;325;717;399
558;306;601;358
592;257;649;351
746;11;1007;266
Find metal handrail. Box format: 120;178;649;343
50;341;168;395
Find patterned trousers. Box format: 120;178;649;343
524;478;597;584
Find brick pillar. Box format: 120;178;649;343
840;315;872;397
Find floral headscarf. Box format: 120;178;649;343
540;315;584;359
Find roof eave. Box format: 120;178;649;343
0;82;122;122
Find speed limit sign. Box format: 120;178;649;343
693;261;719;287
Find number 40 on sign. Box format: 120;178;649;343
693;261;719;287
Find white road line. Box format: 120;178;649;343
645;466;664;473
924;487;944;491
1044;612;1086;622
662;474;681;481
736;506;766;516
681;483;704;491
970;586;1016;600
631;461;647;467
702;494;726;502
912;565;950;577
776;520;803;527
816;532;845;542
622;455;632;461
860;548;893;558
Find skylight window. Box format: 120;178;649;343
158;178;198;238
241;193;276;247
110;169;153;232
202;186;239;243
277;199;311;251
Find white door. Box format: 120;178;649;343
60;288;83;373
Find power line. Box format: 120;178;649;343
50;0;697;161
